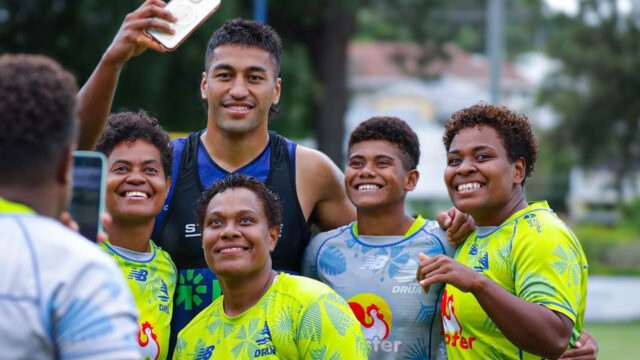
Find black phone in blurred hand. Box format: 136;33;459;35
68;151;106;242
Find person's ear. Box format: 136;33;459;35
513;157;526;185
200;72;208;100
271;77;281;105
268;225;280;252
57;146;73;187
404;169;420;191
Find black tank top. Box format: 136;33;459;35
154;130;311;273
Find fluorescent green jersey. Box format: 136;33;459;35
443;202;588;359
101;240;177;360
173;273;369;360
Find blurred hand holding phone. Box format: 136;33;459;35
148;0;222;51
68;151;107;242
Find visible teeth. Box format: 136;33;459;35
358;184;380;190
457;183;482;191
126;191;148;198
220;247;244;253
228;106;250;110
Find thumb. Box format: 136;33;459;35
418;252;430;262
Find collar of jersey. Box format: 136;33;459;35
0;197;35;215
475;201;551;238
351;214;426;238
101;238;158;263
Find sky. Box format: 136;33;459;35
544;0;634;15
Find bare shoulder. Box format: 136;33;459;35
295;145;343;190
295;144;355;230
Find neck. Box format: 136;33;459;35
0;184;61;218
219;267;276;317
202;123;269;172
356;202;415;236
474;188;528;226
106;219;154;252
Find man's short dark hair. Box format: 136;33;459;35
95;110;173;178
204;18;282;75
0;54;78;185
196;174;282;230
348;116;421;171
443;103;537;182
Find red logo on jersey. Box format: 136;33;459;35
138;321;160;360
347;293;391;341
442;289;476;350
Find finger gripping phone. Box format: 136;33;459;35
69;151;107;242
148;0;222;51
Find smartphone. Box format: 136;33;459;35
68;151;106;242
148;0;222;51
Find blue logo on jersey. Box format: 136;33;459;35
524;214;542;233
254;321;276;357
194;345;215;360
473;252;489;272
469;244;478;256
158;279;170;302
256;321;272;345
127;268;148;282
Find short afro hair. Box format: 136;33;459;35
348;116;420;170
0;54;78;185
443;104;537;181
95;110;172;178
196;174;282;230
204;18;282;75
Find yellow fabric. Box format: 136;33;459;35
352;215;426;238
443;202;588;359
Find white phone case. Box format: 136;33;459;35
148;0;222;51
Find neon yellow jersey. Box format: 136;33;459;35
443;202;588;359
101;240;177;360
173;273;370;360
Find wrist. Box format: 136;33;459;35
469;271;488;294
100;50;127;72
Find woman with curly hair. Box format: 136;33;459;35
417;104;588;359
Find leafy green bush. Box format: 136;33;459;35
577;224;640;275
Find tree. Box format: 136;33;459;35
539;0;640;197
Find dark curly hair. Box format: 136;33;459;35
348;116;420;170
196;174;282;230
204;18;282;75
443;104;537;181
95;110;172;178
0;54;78;185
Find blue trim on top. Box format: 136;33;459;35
103;241;157;263
508;219;518;255
349;219;430;248
537;301;577;317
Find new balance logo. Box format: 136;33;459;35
128;268;148;282
194;345;215;360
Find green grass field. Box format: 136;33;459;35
585;321;640;359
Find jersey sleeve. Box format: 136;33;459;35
294;291;369;360
301;234;323;279
51;259;141;360
510;216;585;324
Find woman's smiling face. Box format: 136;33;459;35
444;125;526;226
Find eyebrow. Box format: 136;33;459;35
448;145;495;154
349;154;394;160
212;64;268;73
111;159;161;166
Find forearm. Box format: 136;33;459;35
471;276;572;359
76;54;122;150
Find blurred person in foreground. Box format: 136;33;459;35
0;54;140;359
95;110;178;360
304;116;466;359
418;104;591;359
174;174;369;359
